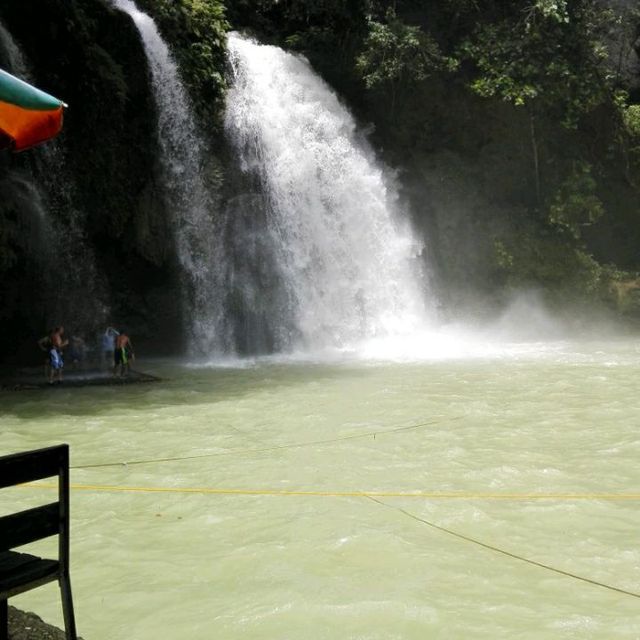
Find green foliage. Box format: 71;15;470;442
493;232;604;297
531;0;569;23
460;0;613;127
622;104;640;137
228;0;370;34
548;162;604;239
136;0;229;125
356;10;458;94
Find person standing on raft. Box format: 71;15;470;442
113;331;134;378
102;326;119;370
48;326;68;384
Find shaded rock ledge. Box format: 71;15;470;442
8;607;85;640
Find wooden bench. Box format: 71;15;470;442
0;445;77;640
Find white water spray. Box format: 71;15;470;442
112;0;225;354
225;34;431;353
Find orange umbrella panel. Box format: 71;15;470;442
0;68;66;151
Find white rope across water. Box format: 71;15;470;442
367;496;640;600
70;416;466;470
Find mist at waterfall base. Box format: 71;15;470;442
189;292;622;367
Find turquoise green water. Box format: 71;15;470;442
2;339;640;639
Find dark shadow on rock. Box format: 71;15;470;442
8;606;84;640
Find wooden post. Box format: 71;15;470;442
0;598;8;640
58;446;77;640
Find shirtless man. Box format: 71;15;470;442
50;326;69;351
113;331;134;378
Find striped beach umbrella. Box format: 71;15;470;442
0;68;66;152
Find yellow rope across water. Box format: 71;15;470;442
18;481;640;600
19;482;640;500
16;418;640;600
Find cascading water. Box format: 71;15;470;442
111;0;226;355
224;34;431;354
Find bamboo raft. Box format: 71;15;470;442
0;367;161;391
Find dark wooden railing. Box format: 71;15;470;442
0;444;77;640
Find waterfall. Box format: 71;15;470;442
224;34;430;353
111;0;226;355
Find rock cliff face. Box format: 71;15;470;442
0;0;210;358
597;0;640;90
1;0;164;251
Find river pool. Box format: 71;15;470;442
2;337;640;639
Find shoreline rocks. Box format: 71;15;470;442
8;606;84;640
